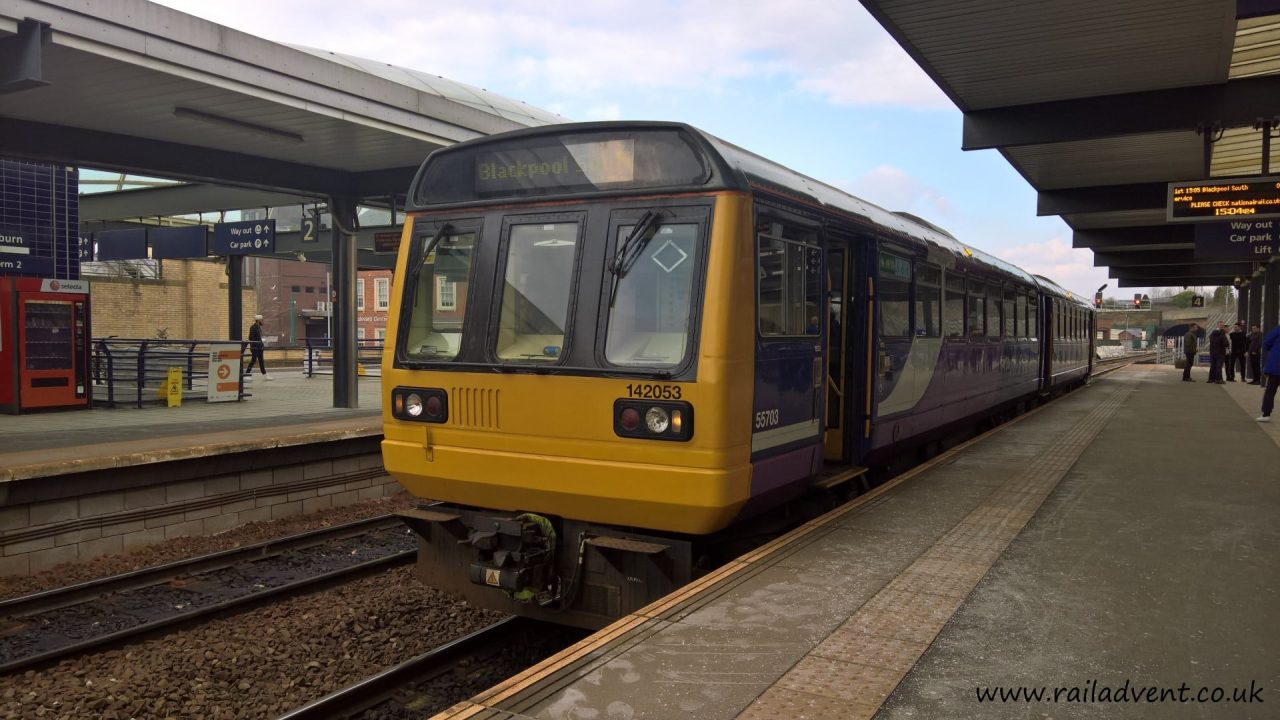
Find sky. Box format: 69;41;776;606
150;0;1142;300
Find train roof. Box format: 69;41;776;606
408;120;1064;291
1033;275;1093;307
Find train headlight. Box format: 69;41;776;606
614;399;692;441
392;387;448;423
645;407;670;433
405;393;424;417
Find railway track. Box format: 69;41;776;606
0;515;415;674
276;617;535;720
1094;351;1156;376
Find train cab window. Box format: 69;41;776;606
605;221;701;367
1003;289;1017;338
985;286;1001;338
496;221;581;362
914;263;941;337
757;223;821;337
877;252;911;337
967;280;986;337
944;272;965;338
403;228;477;361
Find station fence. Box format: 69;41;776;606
91;338;250;408
303;338;385;378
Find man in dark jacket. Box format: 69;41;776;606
1207;322;1228;384
1247;323;1264;385
1227;322;1247;381
1257;325;1280;422
1182;324;1199;381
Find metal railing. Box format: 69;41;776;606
304;338;385;378
91;338;249;408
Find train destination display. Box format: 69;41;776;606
1168;176;1280;222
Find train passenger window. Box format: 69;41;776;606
1003;289;1017;338
757;225;821;337
944;272;965;337
914;264;941;337
968;280;985;337
986;286;1001;338
1027;294;1037;338
606;222;700;366
878;252;911;338
403;228;477;361
496;222;581;361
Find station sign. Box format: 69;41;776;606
1193;219;1278;260
95;228;148;260
373;230;401;253
0;224;54;277
1168;176;1280;222
207;343;241;402
213;219;276;255
150;226;208;259
0;223;34;256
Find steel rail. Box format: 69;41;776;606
276;617;534;720
0;517;415;674
0;514;404;620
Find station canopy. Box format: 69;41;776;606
0;0;563;238
860;0;1280;288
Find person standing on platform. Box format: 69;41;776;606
247;314;272;380
1257;324;1280;422
1207;321;1228;384
1247;323;1264;385
1228;322;1247;381
1182;324;1199;382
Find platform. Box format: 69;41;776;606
437;366;1279;720
0;370;391;577
0;369;382;482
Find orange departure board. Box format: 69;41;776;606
1168;176;1280;222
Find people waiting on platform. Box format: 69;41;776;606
1258;325;1280;423
1207;322;1228;384
1247;323;1264;386
1228;322;1247;382
1181;324;1199;382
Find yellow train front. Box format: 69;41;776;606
381;121;1085;628
383;123;768;627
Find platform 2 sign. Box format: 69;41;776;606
213;220;276;255
208;344;242;402
0;224;54;277
1193;220;1278;259
1168;177;1280;222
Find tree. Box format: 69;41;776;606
1212;286;1234;305
1167;290;1196;308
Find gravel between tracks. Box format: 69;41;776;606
0;492;418;602
0;566;505;719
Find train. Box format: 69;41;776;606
380;121;1096;628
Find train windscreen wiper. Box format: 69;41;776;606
408;222;453;294
607;210;661;308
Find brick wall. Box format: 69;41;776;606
90;259;258;341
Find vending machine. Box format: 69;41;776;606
0;277;92;413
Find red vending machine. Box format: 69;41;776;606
0;277;92;413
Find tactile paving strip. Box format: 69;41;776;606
736;374;1141;719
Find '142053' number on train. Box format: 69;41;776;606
626;384;682;400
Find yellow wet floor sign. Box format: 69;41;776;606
165;366;183;407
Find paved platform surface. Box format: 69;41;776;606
438;366;1279;720
0;370;382;481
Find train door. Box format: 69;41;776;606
823;246;848;461
751;216;824;471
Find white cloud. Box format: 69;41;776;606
585;103;623;121
839;165;951;218
1000;236;1109;297
150;0;951;112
